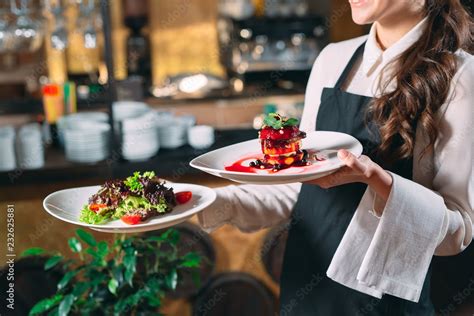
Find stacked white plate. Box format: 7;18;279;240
112;101;150;136
113;101;161;161
57;112;109;147
16;123;44;170
158;116;194;149
64;121;111;163
0;126;16;171
120;111;161;161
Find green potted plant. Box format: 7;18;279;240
22;228;201;316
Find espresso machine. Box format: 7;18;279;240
217;14;328;90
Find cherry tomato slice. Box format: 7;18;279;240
175;191;192;204
121;215;142;225
89;204;108;212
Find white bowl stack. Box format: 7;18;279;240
16;123;45;169
113;101;161;161
64;120;111;164
0;126;16;171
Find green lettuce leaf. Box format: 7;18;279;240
113;196;169;219
79;206;111;224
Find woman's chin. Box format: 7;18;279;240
351;11;374;25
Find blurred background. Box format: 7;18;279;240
0;0;473;315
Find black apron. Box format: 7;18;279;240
279;43;436;316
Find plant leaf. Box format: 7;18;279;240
191;270;201;288
180;252;201;268
67;237;82;253
165;269;178;290
112;266;124;285
72;282;89;297
123;248;137;286
114;299;128;316
47;307;59;316
160;229;180;246
97;241;109;257
114;290;146;316
76;229;97;247
58;294;74;316
44;255;63;270
145;277;160;292
58;271;77;291
29;294;63;315
108;278;118;295
21;247;45;257
145;292;161;307
85;248;106;267
145;235;166;243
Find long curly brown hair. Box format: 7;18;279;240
368;0;474;163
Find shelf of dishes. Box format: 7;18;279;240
0;127;257;187
0;101;217;172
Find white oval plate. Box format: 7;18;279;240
43;183;216;233
190;131;363;185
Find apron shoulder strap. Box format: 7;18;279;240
334;41;367;89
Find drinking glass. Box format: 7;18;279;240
0;11;14;53
9;0;44;52
78;0;97;49
47;0;68;51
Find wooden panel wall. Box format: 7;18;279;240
148;0;226;86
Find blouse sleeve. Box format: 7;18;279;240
327;55;474;303
431;56;474;255
197;183;301;232
197;44;331;233
374;55;474;256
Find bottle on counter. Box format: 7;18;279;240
42;83;64;147
66;23;102;102
63;81;77;115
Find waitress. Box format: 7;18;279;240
199;0;473;314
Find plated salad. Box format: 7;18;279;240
79;171;192;225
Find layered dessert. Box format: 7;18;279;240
251;113;308;171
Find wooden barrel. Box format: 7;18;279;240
0;256;64;316
261;222;290;284
193;272;277;316
143;222;216;298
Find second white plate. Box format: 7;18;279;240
43;183;216;233
190;131;363;185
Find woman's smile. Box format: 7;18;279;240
348;0;369;8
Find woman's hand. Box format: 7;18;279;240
304;149;393;203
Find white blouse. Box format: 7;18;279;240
199;18;474;302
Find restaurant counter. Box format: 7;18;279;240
0;128;256;197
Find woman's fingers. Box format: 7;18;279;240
338;149;368;174
305;152;376;188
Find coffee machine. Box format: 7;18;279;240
218;14;328;90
